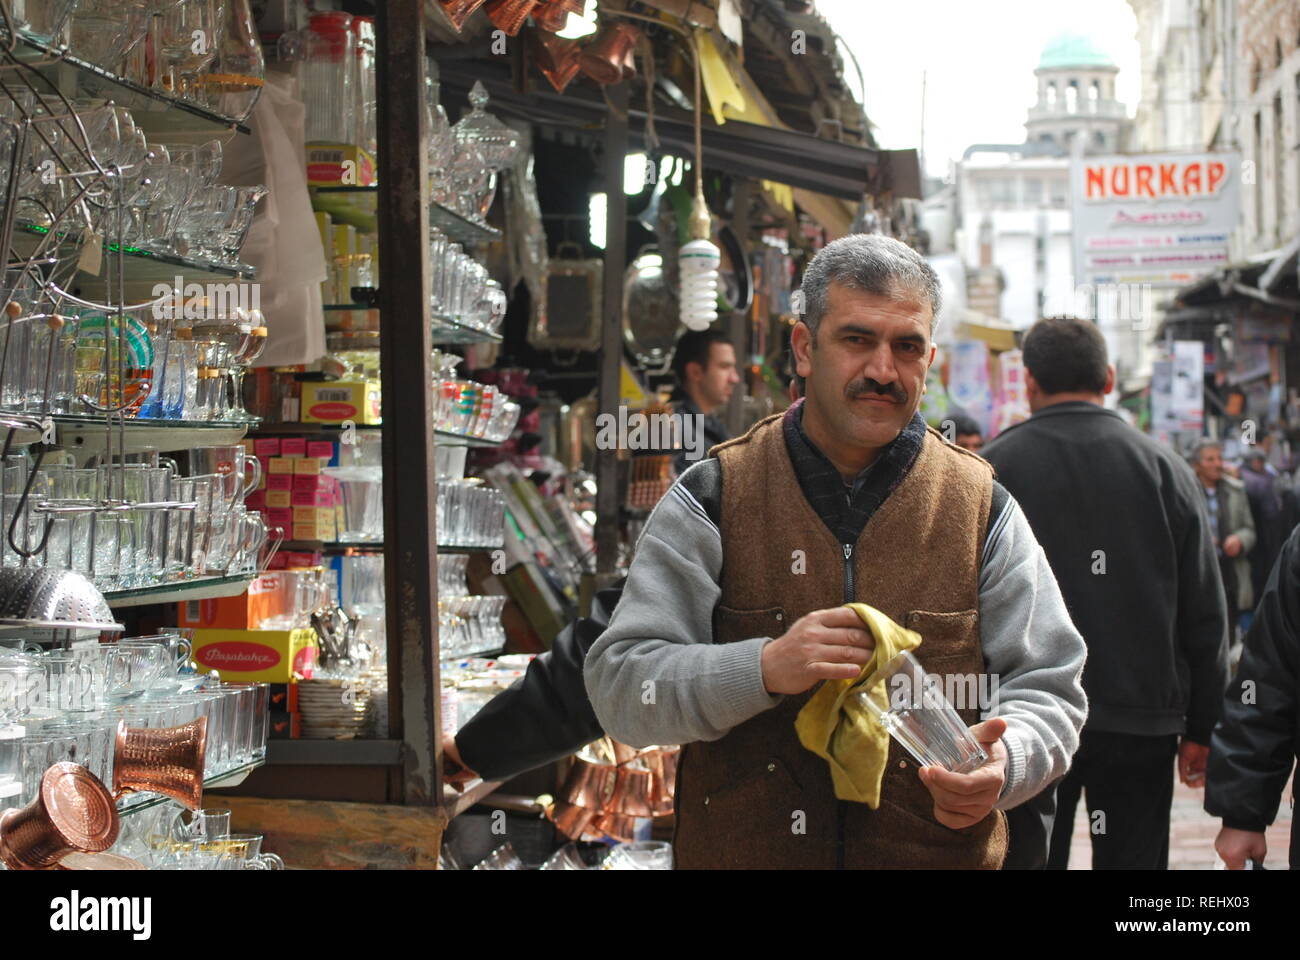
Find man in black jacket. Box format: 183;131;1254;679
1206;524;1300;869
982;317;1229;869
444;580;622;784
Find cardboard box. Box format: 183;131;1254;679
268;683;299;713
293;457;321;476
292;489;332;508
307;440;336;460
267;457;294;475
266;507;293;530
284;551;323;568
191;628;318;683
301;381;382;425
177;574;291;631
253;438;281;457
267;474;292;491
268;710;300;740
265;489;292;509
291;474;326;493
306;143;377;187
244;490;265;511
280;437;307;457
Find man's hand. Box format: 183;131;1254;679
1223;534;1242;557
1215;826;1266;869
918;717;1008;830
760;607;875;695
442;735;478;791
1178;738;1209;787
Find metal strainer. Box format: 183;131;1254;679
0;569;122;633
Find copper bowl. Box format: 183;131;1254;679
440;0;490;31
546;798;597;841
533;31;582;93
535;0;581;32
0;763;119;870
591;811;639;843
559;751;618;810
578;22;641;86
112;717;208;811
484;0;540;35
647;746;680;816
607;764;656;817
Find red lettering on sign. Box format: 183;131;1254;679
1183;163;1203;195
1207;161;1225;193
1135;164;1155;198
1086;166;1106;198
1159;164;1177;193
309;402;358;420
1111;165;1130;196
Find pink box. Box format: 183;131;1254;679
307;440;336;460
244;490;265;510
266;552;288;570
267;475;292;491
253;438;281;457
284;551;322;568
292;474;328;492
291;489;333;507
266;507;293;529
280;437;308;457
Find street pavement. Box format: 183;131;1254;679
1062;768;1295;869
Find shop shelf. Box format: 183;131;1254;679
442;645;505;662
280;540;385;553
308;185;499;244
103;573;258;609
10;36;251;136
435;429;503;448
247;421;382;435
443;777;504;819
263;739;403;766
437;543;502;553
54;415;251;457
431;315;503;344
117;759;264;817
14;223;256;284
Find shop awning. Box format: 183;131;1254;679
436;59;917;202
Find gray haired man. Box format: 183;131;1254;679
584;234;1087;869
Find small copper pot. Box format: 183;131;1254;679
559;751;618;810
607;764;656;817
112;717;208;812
484;0;540;36
579;22;641;86
0;763;119;870
440;0;490;31
535;0;582;32
647;746;680;816
591;810;638;843
534;31;582;93
546;799;597;841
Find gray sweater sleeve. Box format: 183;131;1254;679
584;481;1089;808
978;497;1089;810
584;481;782;747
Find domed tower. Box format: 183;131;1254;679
1026;32;1128;154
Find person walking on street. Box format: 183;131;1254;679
1205;523;1300;870
1190;440;1256;647
669;329;740;476
1241;443;1284;628
585;234;1087;870
982;317;1230;870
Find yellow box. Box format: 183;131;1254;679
191;628;318;682
301;381;381;425
306;143;377;187
267;457;295;475
265;490;292;509
293;457;321;476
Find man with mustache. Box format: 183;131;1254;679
585;234;1087;869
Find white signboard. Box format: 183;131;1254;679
1071;152;1240;288
1151;340;1205;435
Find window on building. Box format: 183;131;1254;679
1046;82;1057;106
1275;94;1285;239
1065;80;1079;113
1088;80;1099;114
1095;130;1107;148
1025;177;1043;206
990;177;1014;207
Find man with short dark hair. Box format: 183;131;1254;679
947;413;984;453
982;316;1230;870
586;235;1087;870
669;329;740;474
1189;440;1256;645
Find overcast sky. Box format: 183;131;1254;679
817;0;1142;177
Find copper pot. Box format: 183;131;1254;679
0;763;119;870
535;0;581;32
591;811;638;843
559;751;618;810
484;0;540;35
607;763;656;817
440;0;490;31
546;798;597;841
533;31;582;93
578;22;641;86
112;717;208;812
647;746;680;816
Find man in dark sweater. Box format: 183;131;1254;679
982;317;1229;869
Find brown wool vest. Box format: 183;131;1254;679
672;412;1008;869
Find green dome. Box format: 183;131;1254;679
1038;32;1116;70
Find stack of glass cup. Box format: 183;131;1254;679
430;350;520;441
435;553;508;659
0;448;269;588
0;635;270;814
435;481;505;548
429;230;507;336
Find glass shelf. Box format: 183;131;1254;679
11;35;250;136
103;573;258;609
437;544;502;553
117;759;264;817
280;540;385;553
15;223;256;282
435;429;503;448
432;316;503;344
307;186;499;244
442;646;505;663
53;416;251;457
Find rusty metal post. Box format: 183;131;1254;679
725;179;752;438
595;84;628;578
375;0;440;805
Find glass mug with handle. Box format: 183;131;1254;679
189;445;261;506
214;833;284;870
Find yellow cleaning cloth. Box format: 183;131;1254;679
794;603;922;807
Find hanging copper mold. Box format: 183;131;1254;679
440;0;490;32
533;30;583;93
0;763;120;870
484;0;541;36
111;717;208;812
546;798;597;841
590;810;639;843
578;22;641;86
558;751;618;810
535;0;582;33
646;746;680;816
607;763;656;817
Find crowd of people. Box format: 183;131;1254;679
443;233;1297;871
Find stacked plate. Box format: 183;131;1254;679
297;678;372;739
